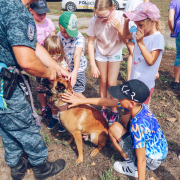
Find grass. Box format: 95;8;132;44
47;0;170;28
41;132;51;145
165;44;175;51
47;2;94;18
99;155;117;180
55;27;60;34
150;0;171;27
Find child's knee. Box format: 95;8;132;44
108;122;123;135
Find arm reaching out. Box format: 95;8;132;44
62;92;119;108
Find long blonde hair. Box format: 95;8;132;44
156;20;165;34
44;35;65;62
145;19;165;34
94;0;114;10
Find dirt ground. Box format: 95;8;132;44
0;47;180;180
0;0;180;179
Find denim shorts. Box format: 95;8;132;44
73;70;86;93
174;32;180;67
117;131;166;170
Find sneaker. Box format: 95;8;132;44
58;124;66;133
47;118;58;129
113;161;138;178
42;107;52;119
171;81;180;89
101;109;108;121
109;111;119;126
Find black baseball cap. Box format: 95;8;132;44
110;79;150;103
30;0;50;14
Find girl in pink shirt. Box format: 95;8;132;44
29;1;55;45
29;0;56;119
87;0;125;125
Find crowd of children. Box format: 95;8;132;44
28;0;179;179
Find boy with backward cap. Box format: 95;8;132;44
62;79;168;179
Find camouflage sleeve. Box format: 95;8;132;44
5;0;37;50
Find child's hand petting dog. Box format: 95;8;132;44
62;92;80;108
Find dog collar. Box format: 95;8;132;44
57;103;71;111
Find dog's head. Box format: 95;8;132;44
49;76;69;106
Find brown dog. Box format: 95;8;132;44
50;76;109;164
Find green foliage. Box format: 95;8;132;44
55;27;60;34
99;155;117;180
41;132;51;145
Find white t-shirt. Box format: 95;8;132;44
57;31;87;73
87;10;124;56
130;31;164;89
124;0;144;29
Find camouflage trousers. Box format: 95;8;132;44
0;85;48;167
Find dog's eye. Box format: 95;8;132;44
56;82;65;91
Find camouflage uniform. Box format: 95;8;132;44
0;0;48;167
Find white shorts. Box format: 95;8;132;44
95;48;123;62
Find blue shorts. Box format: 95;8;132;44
117;131;166;170
129;26;137;43
174;32;180;67
73;70;86;93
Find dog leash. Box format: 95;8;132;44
8;67;42;126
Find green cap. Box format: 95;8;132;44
59;11;78;38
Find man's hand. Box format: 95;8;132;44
55;65;70;79
62;92;81;108
47;67;57;82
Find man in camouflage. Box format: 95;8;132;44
0;0;68;179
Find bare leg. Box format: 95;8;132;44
109;122;129;159
174;66;180;82
97;61;108;110
126;41;135;81
38;93;47;107
107;61;121;112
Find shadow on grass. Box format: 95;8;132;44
154;165;177;180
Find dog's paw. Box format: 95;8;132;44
76;157;83;164
90;149;99;157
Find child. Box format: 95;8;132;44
57;11;87;98
123;2;164;105
44;35;68;132
62;79;168;179
168;0;180;89
124;0;149;80
30;0;56;119
87;0;125;125
29;0;56;45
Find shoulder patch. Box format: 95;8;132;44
27;23;35;41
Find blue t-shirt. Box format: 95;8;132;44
57;31;87;72
129;104;168;160
169;0;180;37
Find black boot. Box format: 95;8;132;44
33;159;65;180
11;157;27;180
